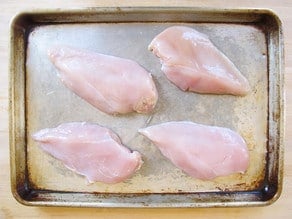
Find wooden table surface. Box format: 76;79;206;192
1;0;291;218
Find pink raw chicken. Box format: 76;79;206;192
32;122;142;184
149;26;250;96
48;46;158;115
139;121;249;180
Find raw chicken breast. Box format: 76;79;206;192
48;46;158;115
149;26;250;96
32;122;142;183
139;121;249;180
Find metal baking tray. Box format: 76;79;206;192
9;7;284;207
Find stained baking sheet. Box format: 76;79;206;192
10;7;284;207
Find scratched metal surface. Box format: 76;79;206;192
25;22;267;193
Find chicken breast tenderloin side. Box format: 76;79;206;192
32;122;143;184
139;121;249;180
149;26;250;96
48;46;158;115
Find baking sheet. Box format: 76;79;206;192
10;7;284;207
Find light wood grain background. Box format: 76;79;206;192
1;0;291;218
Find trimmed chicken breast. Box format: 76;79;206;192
32;122;142;184
139;121;249;180
149;26;250;96
48;46;158;115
